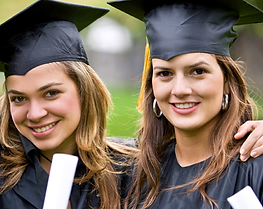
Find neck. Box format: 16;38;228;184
40;152;52;162
40;154;52;174
174;126;213;167
39;140;77;174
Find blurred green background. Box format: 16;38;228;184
0;0;263;139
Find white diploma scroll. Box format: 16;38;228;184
227;186;263;209
43;153;78;209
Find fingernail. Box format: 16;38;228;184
240;148;246;155
240;155;248;162
251;151;257;158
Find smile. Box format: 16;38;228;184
33;122;56;133
174;103;197;109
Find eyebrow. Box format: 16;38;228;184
153;61;210;71
153;66;170;71
188;61;210;68
7;82;63;95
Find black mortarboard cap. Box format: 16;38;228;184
0;0;109;77
108;0;263;60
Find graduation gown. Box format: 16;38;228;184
0;134;130;209
137;141;263;209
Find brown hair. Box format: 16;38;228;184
0;61;123;209
125;55;257;209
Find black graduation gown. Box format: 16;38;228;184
137;141;263;209
0;134;130;209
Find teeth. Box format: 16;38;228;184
174;103;196;109
33;122;56;133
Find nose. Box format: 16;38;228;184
171;75;192;98
27;100;48;122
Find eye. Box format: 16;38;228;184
192;68;206;75
158;71;172;77
10;96;26;103
45;90;59;98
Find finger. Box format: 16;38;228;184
239;132;259;156
240;142;263;162
250;141;263;158
237;121;263;161
240;154;250;162
235;130;251;139
237;121;263;151
239;128;263;161
234;121;258;140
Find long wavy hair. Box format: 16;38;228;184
125;55;257;209
0;61;123;209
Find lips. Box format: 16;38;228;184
171;102;199;115
32;122;56;133
173;103;198;109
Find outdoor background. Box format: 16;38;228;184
0;0;263;139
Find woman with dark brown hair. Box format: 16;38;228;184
108;0;263;208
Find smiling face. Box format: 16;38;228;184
6;63;81;156
152;53;226;134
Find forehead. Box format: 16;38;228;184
152;53;218;66
6;63;69;90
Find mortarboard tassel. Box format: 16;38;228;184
137;41;151;112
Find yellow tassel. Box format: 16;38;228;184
137;42;151;112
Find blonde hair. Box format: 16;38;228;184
0;61;122;209
125;55;257;209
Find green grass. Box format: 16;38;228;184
106;86;142;139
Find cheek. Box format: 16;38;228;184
200;79;224;104
55;94;81;117
152;80;170;100
9;105;27;126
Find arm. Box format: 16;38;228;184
235;121;263;161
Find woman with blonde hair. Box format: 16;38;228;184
0;1;132;208
108;0;263;208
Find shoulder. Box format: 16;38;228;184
231;155;263;175
233;155;263;203
105;137;137;172
0;164;41;209
106;137;137;148
105;137;138;161
233;155;263;187
240;154;263;168
106;137;138;156
0;188;16;208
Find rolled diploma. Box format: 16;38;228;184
43;153;78;209
227;186;263;209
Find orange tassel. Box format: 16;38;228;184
137;42;151;112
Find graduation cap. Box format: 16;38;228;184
0;0;109;77
108;0;263;60
108;0;263;111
